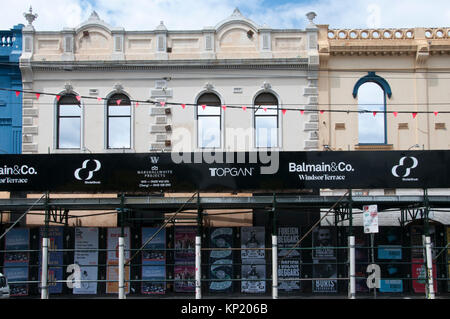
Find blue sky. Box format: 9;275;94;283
1;0;449;31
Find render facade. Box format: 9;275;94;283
317;24;450;226
20;9;320;155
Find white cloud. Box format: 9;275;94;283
0;0;447;31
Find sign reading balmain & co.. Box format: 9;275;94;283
0;150;448;192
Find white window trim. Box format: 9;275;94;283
53;92;84;152
194;90;225;152
251;89;283;151
103;92;135;151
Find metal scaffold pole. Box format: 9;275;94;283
118;193;126;299
423;189;435;299
272;193;278;299
347;189;356;299
195;193;203;300
41;192;49;299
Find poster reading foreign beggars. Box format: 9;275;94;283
241;227;265;293
174;227;196;292
39;226;63;294
4;228;29;296
73;227;98;294
106;227;130;294
209;227;233;293
141;227;166;295
277;227;301;292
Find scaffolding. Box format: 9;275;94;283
0;190;449;299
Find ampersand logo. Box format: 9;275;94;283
391;156;418;178
74;160;101;181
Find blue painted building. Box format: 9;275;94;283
0;24;23;154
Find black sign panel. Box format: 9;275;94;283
0;150;449;192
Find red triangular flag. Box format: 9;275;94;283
393;112;398;117
282;109;287;115
434;111;438;116
56;95;61;101
222;105;227;110
202;104;206;110
412;112;418;119
373;111;377;117
136;102;139;108
116;99;122;105
242;106;247;111
35;93;40;100
97;97;102;102
15;91;20;97
76;95;81;102
300;110;304;115
160;101;165;107
263;107;267;112
181;104;186;109
320;110;324;114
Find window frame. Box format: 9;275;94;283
353;72;392;145
56;94;82;149
196;92;222;150
106;93;132;150
253;92;279;149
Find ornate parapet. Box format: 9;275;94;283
320;27;450;59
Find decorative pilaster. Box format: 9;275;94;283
20;7;38;153
304;12;319;150
149;80;172;151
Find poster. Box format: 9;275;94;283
312;260;337;293
380;280;403;293
377;227;403;292
106;227;130;294
141;228;166;294
3;228;29;296
174;227;196;263
73;227;98;295
39;226;63;294
412;258;437;294
378;246;402;260
209;228;233;293
106;260;131;294
241;227;265;259
241;259;266;293
312;227;336;260
277;227;301;291
363;205;379;234
174;264;195;292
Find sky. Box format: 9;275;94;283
1;0;449;31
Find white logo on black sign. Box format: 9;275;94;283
391;156;418;178
150;156;159;164
74;160;101;181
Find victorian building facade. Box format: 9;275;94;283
20;9;320;156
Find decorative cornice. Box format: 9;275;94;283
29;58;311;71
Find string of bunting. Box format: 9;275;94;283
2;87;449;118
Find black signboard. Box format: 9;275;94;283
0;150;449;192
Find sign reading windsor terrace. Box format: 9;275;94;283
0;150;449;192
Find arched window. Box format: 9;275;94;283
354;72;391;144
56;94;81;149
254;92;278;148
107;93;131;149
197;93;221;148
